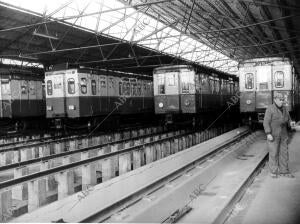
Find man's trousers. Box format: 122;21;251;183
267;136;289;174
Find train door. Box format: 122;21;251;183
120;78;131;114
154;71;178;114
49;72;66;117
107;76;117;112
20;80;29;116
214;77;221;109
99;75;108;114
164;71;180;113
90;74;98;116
239;66;256;112
78;73;89;117
36;80;44;116
199;74;209;110
256;65;272;109
143;80;153;112
28;80;37;116
208;76;215;110
272;63;293;111
136;81;142;111
65;70;79;118
0;78;11;118
180;69;196;113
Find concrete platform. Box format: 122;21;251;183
240;131;300;224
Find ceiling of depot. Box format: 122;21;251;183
0;0;299;76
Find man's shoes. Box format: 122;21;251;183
270;173;278;178
279;173;295;178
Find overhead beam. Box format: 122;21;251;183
0;0;174;33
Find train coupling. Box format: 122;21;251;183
165;114;173;125
54;119;63;129
257;113;265;123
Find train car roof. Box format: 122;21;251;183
153;65;238;81
239;57;292;67
0;68;43;80
45;67;153;81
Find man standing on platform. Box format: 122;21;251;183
263;92;296;178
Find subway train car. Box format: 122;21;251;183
153;65;239;125
239;57;300;124
0;68;45;129
45;67;153;128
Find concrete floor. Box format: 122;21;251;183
241;131;300;224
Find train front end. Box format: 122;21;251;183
153;66;181;114
239;58;295;124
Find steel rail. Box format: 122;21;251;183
0;127;240;190
0;124;156;153
0;127;183;173
82;130;251;222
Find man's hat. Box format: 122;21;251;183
274;92;284;99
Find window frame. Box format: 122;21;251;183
80;78;87;94
67;78;76;94
46;80;53;96
245;73;254;90
158;74;165;94
100;77;106;88
274;71;284;88
122;81;131;96
167;73;175;86
91;79;97;95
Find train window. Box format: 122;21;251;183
109;78;114;88
131;83;137;96
245;73;254;89
274;71;284;88
149;82;153;93
143;83;147;95
181;74;190;93
167;73;175;86
123;82;130;96
80;78;87;94
229;82;234;94
100;77;106;88
68;78;75;94
224;80;229;92
46;80;52;95
1;80;10;94
234;82;239;92
181;72;195;93
209;78;214;93
158;75;165;94
91;80;96;95
137;83;142;96
215;79;220;93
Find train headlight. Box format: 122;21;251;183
68;105;76;110
158;102;164;108
46;105;53;111
184;99;190;106
246;100;251;105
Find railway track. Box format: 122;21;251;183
0;126;188;179
7;127;264;223
0;125;234;221
0;124;171;167
0;122;157;149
